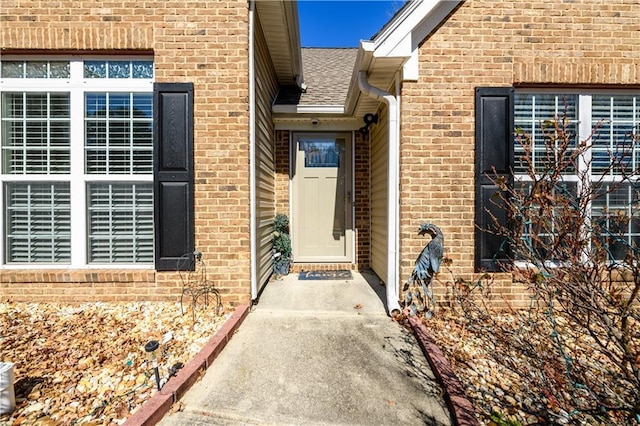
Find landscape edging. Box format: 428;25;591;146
408;316;480;426
124;304;251;426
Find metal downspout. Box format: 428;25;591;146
357;71;402;315
248;0;258;300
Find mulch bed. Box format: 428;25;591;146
0;302;231;425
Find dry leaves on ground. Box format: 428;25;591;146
0;301;232;425
425;310;638;426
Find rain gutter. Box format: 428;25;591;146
357;69;402;315
249;0;258;300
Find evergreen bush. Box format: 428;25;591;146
272;213;291;278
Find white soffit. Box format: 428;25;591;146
256;0;303;86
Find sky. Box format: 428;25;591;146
298;1;407;48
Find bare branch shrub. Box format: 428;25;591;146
443;112;640;424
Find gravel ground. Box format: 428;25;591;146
0;302;231;425
424;309;639;426
1;300;637;426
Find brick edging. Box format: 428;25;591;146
408;316;479;426
125;304;251;426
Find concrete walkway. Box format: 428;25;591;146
159;270;452;425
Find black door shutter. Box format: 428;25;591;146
154;83;195;271
475;87;514;272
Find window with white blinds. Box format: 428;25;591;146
5;182;71;262
87;183;153;263
1;92;70;174
514;92;640;261
514;94;579;175
0;57;154;267
85;93;153;175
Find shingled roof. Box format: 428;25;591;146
275;47;357;108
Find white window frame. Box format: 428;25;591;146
514;89;640;265
0;55;154;269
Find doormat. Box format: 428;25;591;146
298;270;353;280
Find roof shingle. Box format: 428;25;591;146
275;48;357;107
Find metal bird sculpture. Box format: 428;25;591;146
402;223;444;318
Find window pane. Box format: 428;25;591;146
25;61;48;78
109;121;130;146
84;61;106;78
109;94;130;117
591;183;640;261
1;61;71;78
133;94;153;118
1;61;24;78
87;183;154;263
132;61;153;79
50;94;70;118
26;93;48;118
85;93;153;174
513;180;579;261
108;61;131;78
109;149;132;173
1;93;70;174
49;61;70;78
592;95;639;176
514;94;578;175
50;121;70;146
26;121;47;146
5;183;71;263
1;120;24;148
85;93;107;118
2;92;24;118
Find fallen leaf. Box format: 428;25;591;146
171;401;185;413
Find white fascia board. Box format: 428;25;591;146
373;0;461;59
369;0;461;82
372;0;439;57
345;43;375;115
272;104;345;114
284;0;305;87
402;51;420;82
360;41;376;58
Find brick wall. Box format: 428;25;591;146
0;1;251;305
274;130;290;215
353;131;371;270
0;271;160;303
401;0;640;307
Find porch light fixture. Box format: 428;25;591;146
359;113;378;136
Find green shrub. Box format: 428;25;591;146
272;213;291;277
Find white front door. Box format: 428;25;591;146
292;133;353;262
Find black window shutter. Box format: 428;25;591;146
153;83;195;271
475;87;514;272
